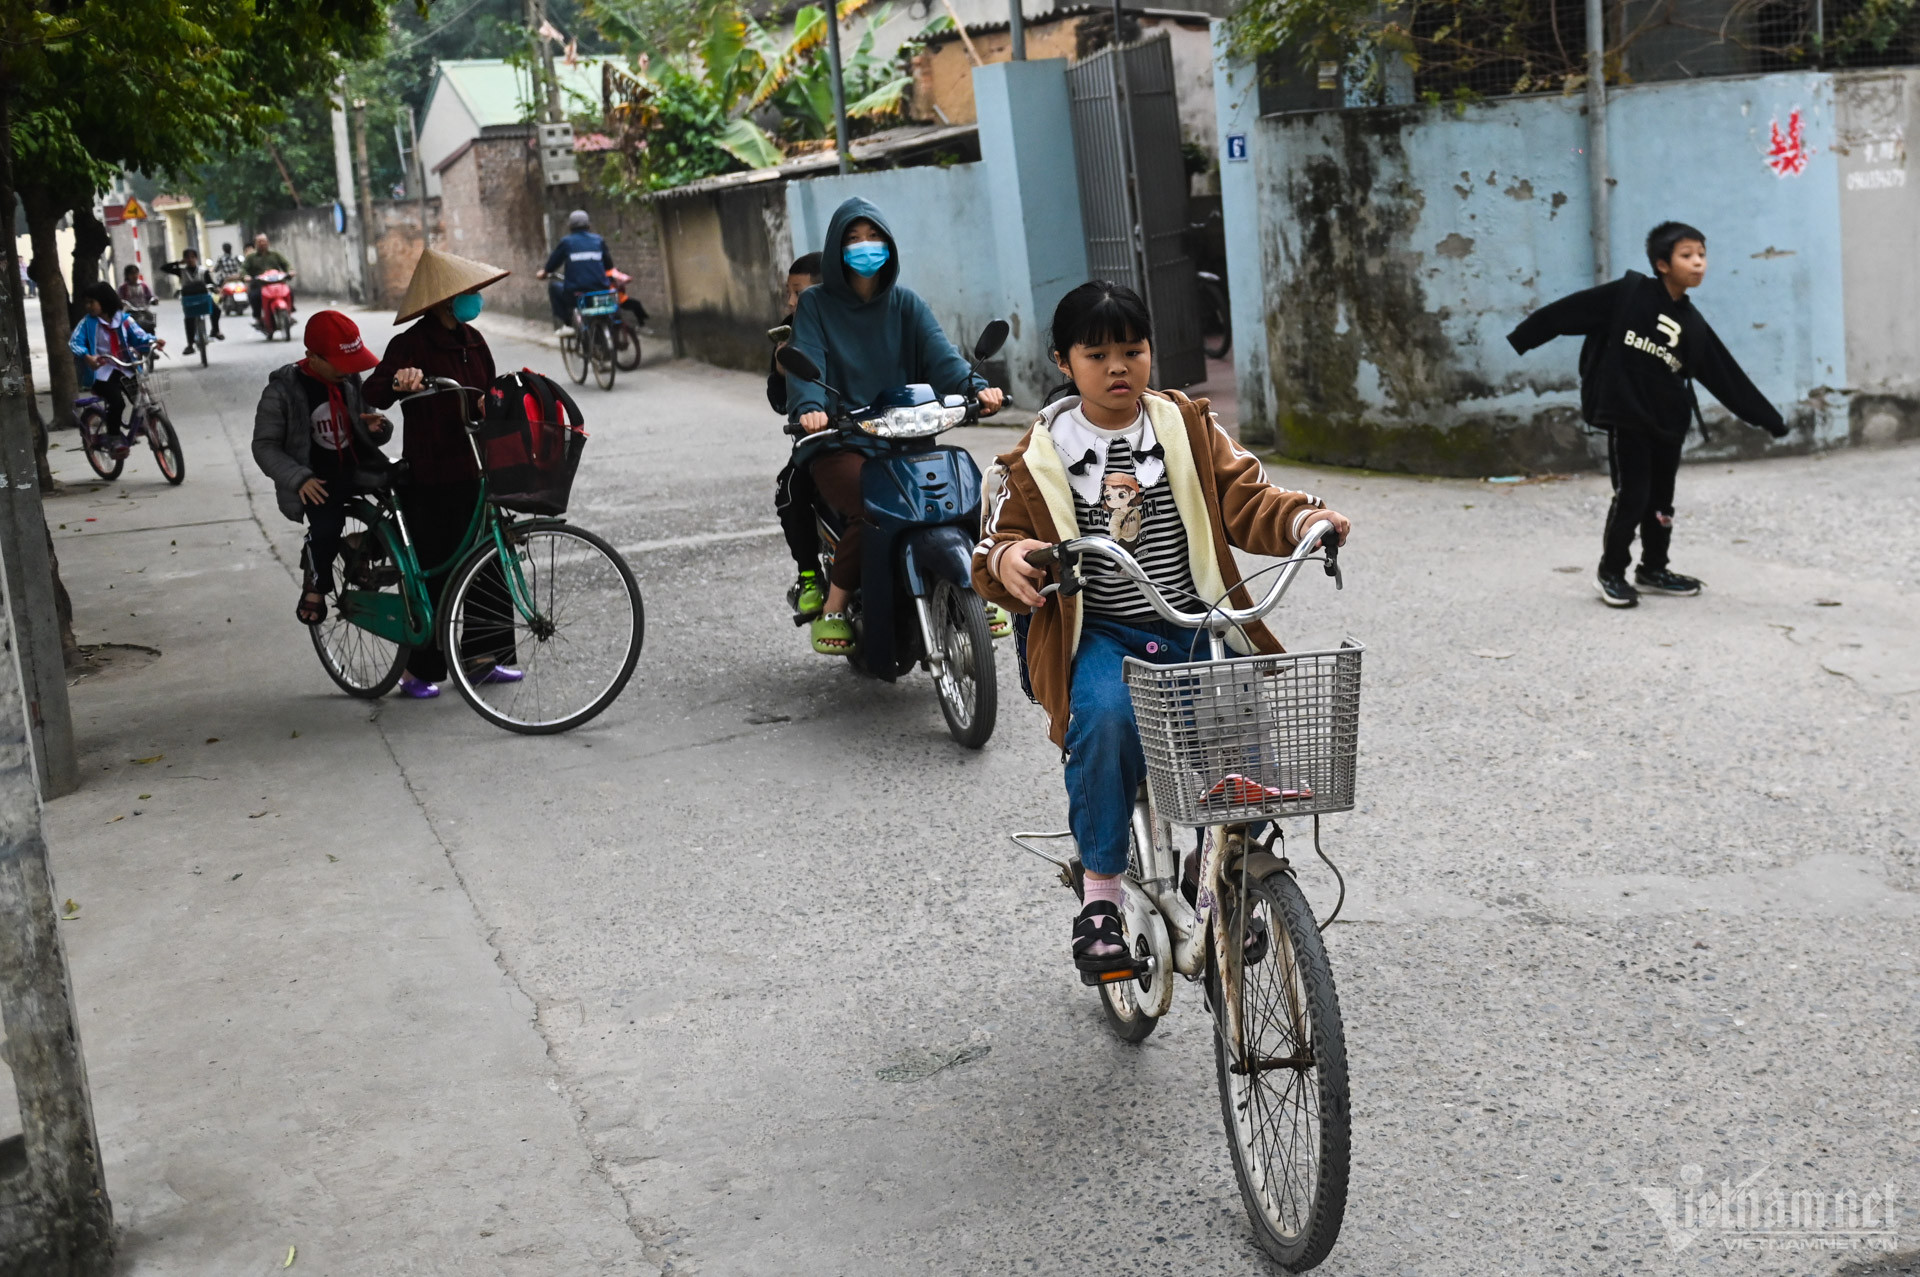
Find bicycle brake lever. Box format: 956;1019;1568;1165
1321;533;1344;591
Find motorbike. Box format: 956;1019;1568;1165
255;269;296;340
775;319;1009;749
606;268;648;371
219;277;250;317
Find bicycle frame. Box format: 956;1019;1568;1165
331;383;550;647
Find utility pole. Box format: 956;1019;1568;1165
823;1;852;174
1009;0;1026;60
408;107;432;247
0;263;112;1277
1585;0;1610;282
0;230;77;798
527;0;563;123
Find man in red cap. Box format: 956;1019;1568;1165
252;310;395;631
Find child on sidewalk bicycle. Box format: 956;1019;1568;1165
971;281;1351;973
250;310;391;627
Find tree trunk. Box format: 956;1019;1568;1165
0;119;58;494
19;188;80;433
68;205;109;298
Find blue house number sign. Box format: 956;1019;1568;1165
1225;134;1249;162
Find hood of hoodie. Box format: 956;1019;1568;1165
819;197;899;304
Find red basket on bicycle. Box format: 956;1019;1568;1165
479;369;589;515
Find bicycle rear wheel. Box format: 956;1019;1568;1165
309;516;411;698
613;307;643;370
80;408;124;481
440;522;643;733
1212;859;1349;1271
148;407;186;485
561;331;588;384
590;319;617;390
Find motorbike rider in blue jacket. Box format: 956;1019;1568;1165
536;209;614;333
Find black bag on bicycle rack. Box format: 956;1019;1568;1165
479;369;588;515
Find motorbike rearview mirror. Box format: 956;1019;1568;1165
974;319;1010;363
767;324;793;345
776;345;822;382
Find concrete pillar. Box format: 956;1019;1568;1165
1212;25;1272;445
971;59;1089;407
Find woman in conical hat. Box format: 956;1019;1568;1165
362;247;513;698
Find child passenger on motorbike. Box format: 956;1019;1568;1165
971;282;1351;974
785;196;1005;654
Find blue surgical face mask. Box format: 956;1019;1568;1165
843;242;890;278
450;293;484;323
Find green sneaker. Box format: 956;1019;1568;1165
787;570;826;620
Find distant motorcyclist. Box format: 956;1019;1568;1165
244;232;294;324
214;242;245;283
536;209;613;334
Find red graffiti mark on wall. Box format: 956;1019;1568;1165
1766;108;1812;177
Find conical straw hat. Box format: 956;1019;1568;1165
394;247;510;323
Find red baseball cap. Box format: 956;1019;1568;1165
304;310;380;374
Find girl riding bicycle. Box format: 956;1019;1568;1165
971;281;1351;974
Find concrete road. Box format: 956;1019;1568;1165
38;300;1920;1276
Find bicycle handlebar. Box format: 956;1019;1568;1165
1023;517;1342;632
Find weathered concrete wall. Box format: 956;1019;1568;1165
1834;70;1920;448
256;206;365;304
1223;62;1894;474
654;183;790;373
365;198;443;310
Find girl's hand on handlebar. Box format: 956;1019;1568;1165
392;367;425;393
800;411;832;434
1315;510;1353;546
978;387;1005;416
992;538;1053;608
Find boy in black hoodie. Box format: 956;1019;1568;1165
1508;222;1789;608
770;252;825;619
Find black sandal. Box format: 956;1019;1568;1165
1072;900;1132;973
296;569;328;626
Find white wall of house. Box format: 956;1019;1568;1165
418;90;480;199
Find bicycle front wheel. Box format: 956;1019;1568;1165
590;319;617;390
1213;861;1349;1271
440;523;643;734
148;407;185;485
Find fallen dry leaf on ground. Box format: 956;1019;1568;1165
132;754;163;764
61;899;79;919
1471;649;1516;660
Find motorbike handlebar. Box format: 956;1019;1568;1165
785;392;992;441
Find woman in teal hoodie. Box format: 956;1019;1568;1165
788;196;1004;654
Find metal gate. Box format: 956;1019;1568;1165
1066;33;1206;389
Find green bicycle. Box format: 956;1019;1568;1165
307;376;644;734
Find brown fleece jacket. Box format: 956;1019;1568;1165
971;389;1329;748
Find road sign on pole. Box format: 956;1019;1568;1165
119;197;147;221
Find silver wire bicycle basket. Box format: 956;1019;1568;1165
1123;639;1363;825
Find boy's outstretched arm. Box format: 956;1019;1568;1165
1507;279;1622;354
1692;325;1788;436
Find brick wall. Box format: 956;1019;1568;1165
367;198;443;311
429;132;669;329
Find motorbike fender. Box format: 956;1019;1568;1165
860;447;983;534
897;524;975;598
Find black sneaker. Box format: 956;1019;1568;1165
1595;572;1639;608
1634;567;1703;596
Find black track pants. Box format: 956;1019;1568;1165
1601;426;1683;577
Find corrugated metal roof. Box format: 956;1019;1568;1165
645;123;980;201
917;5;1213;45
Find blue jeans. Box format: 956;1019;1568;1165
1065;617;1209;876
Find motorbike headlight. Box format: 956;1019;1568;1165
861;403;967;438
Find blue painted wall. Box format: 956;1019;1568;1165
1222;63;1863;473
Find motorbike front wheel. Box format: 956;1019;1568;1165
928;578;996;749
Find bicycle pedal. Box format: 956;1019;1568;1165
1080;963;1145;988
